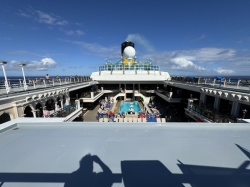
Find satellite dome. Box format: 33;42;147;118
123;46;136;59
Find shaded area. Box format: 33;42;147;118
0;112;11;124
64;154;114;187
0;145;250;186
35;103;43;117
235;144;250;159
24;106;33;117
121;160;184;187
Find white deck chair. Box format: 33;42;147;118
138;118;142;122
161;118;166;123
103;118;108;122
99;118;103;122
128;118;133;123
142;118;147;123
123;118;128;122
113;118;118;122
156;118;161;123
118;118;123;122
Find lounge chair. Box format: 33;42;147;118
161;118;166;123
118;118;123;122
156;118;161;123
123;118;128;122
142;118;147;123
128;118;133;122
103;118;108;122
113;118;118;122
133;118;138;122
99;118;103;122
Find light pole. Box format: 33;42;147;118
0;61;10;94
242;109;247;119
19;63;27;91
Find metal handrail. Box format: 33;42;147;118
0;76;92;96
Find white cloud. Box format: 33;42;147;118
141;47;240;74
171;58;206;71
126;34;154;52
60;29;84;36
171;48;236;62
75;30;84;35
59;39;119;57
18;8;68;26
214;68;234;74
6;58;58;71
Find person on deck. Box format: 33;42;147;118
45;74;50;80
109;110;113;118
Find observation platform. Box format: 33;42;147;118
0;121;250;186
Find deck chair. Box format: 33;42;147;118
142;118;147;123
99;118;103;122
133;118;138;122
103;118;108;122
113;118;118;122
128;118;133;123
118;118;123;122
123;118;128;122
156;118;161;123
161;118;166;123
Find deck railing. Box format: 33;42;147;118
0;76;92;96
50;104;78;118
168;77;250;92
189;103;237;123
99;64;160;71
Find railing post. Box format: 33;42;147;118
19;64;27;91
44;79;46;87
33;80;36;89
19;79;22;87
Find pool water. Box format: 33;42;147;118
119;102;142;114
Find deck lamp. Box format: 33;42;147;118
242;109;247;119
0;61;10;94
19;63;27;91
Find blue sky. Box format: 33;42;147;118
0;0;250;77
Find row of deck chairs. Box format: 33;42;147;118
99;117;166;123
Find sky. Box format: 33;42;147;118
0;0;250;77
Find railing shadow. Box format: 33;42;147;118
0;144;250;186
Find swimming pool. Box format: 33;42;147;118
119;102;142;114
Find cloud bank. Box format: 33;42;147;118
143;47;240;75
5;58;58;71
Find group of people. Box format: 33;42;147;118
43;104;62;118
148;101;162;117
26;74;61;85
97;98;116;121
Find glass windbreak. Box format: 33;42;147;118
98;65;159;71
